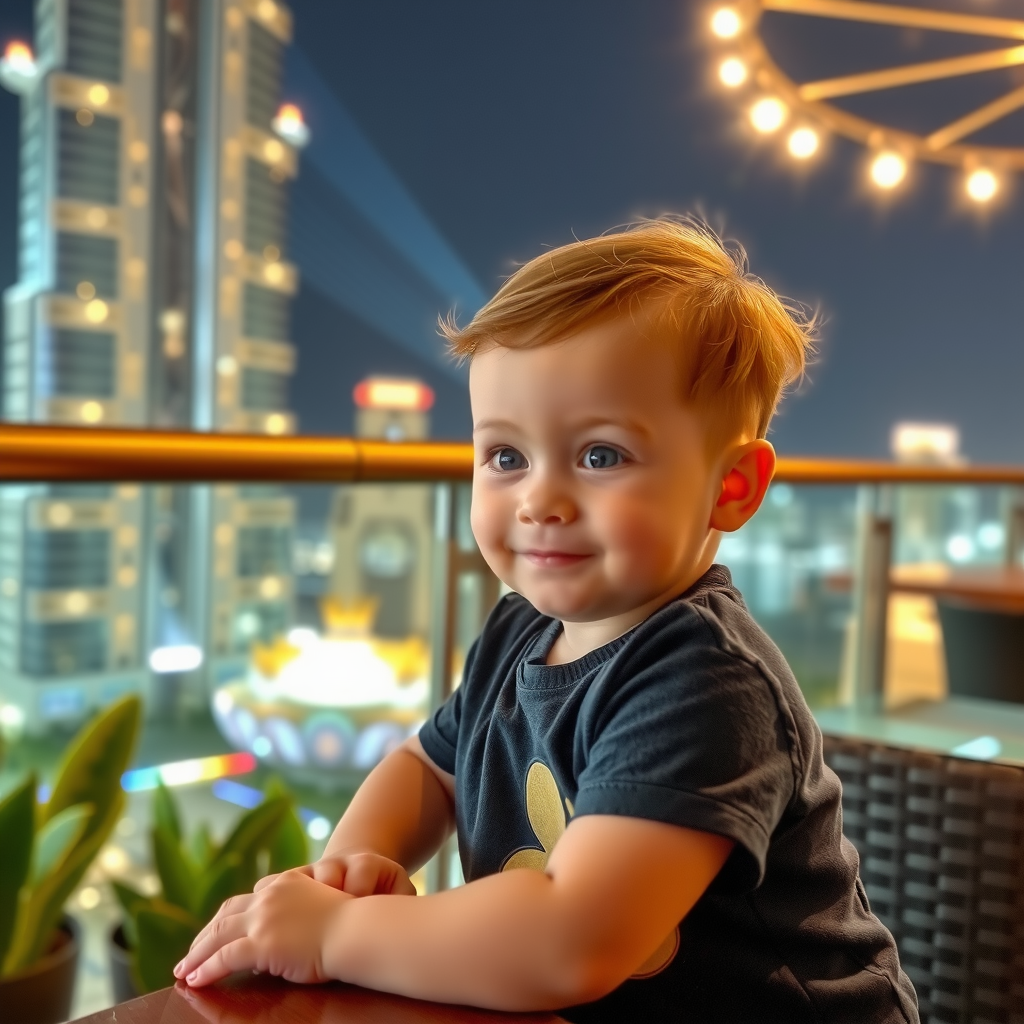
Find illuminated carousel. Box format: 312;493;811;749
211;597;429;781
707;0;1024;206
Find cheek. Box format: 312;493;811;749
470;486;509;557
597;489;697;566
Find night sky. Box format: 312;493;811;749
2;1;1022;459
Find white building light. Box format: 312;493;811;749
149;644;204;674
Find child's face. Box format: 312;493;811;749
469;317;727;625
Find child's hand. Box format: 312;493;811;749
174;869;352;987
255;849;417;897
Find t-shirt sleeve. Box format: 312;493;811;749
573;605;795;892
417;679;462;776
417;594;542;779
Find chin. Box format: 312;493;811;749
520;592;603;622
517;592;578;619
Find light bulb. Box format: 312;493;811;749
787;127;819;159
870;151;907;189
718;57;747;88
750;97;787;134
965;168;998;203
710;7;741;38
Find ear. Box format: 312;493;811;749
708;439;776;533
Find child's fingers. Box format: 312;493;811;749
311;858;346;889
178;909;251;977
392;871;418;896
338;856;383;896
200;891;254;933
253;871;280;892
176;898;253;977
254;864;314;892
184;936;258;987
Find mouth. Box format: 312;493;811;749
520;550;593;569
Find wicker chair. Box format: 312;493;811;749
822;736;1024;1024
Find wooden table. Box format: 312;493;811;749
71;974;567;1024
888;566;1024;613
826;566;1024;613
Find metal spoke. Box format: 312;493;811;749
799;45;1024;101
926;82;1024;150
762;0;1024;41
718;1;1024;184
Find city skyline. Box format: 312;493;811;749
0;0;301;730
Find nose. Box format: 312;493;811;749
517;469;577;526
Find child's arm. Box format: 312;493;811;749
271;735;455;896
176;807;733;1011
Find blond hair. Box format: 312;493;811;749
441;218;814;438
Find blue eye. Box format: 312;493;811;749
492;447;526;472
583;445;622;469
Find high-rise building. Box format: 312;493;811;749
329;378;436;641
0;0;301;732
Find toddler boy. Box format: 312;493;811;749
177;220;918;1023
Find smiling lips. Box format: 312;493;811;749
521;550;592;568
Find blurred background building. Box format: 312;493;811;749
0;0;301;732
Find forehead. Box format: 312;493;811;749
469;318;685;424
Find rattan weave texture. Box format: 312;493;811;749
822;736;1024;1024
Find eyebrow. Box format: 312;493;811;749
572;415;653;438
473;415;653;439
472;418;521;434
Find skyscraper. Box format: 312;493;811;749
0;0;301;731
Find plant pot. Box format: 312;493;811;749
0;915;80;1024
108;923;139;1005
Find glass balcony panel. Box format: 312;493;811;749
0;478;499;857
4;467;1024;1018
718;483;858;711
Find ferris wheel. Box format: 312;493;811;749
707;0;1024;204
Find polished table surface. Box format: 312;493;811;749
71;975;566;1024
889;566;1024;613
826;566;1024;612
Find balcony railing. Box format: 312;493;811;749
4;423;1024;484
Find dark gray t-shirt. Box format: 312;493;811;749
419;565;918;1023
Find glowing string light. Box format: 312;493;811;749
870;151;908;189
787;127;820;159
750;97;787;134
965;168;998;203
718;57;748;88
710;7;741;39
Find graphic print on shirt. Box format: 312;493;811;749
500;760;679;979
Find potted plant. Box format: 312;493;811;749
0;695;141;1024
110;777;307;998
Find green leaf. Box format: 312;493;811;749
196;853;249;923
3;698;139;976
45;695;140;853
189;822;214;869
268;805;308;875
262;775;288;800
134;904;201;995
213;796;291;878
3;789;124;973
0;775;36;972
151;826;198;914
110;880;151;950
30;804;92;887
261;776;308;874
152;781;181;846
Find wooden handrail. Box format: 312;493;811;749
2;424;1024;486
